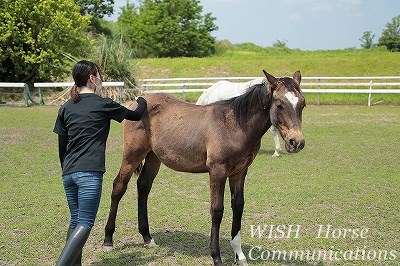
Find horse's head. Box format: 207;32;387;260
263;69;305;153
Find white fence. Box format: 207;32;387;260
0;82;125;106
2;77;400;106
140;76;400;106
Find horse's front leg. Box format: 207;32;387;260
229;169;248;266
137;151;161;247
209;166;228;266
103;163;135;250
270;126;281;157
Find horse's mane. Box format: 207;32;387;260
227;79;271;126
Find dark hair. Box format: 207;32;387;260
70;60;103;103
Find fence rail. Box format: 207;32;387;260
140;76;400;106
1;77;400;106
0;82;125;106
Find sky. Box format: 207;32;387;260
107;0;400;50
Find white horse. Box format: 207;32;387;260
196;78;282;157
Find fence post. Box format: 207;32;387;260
38;87;45;105
23;83;36;106
368;79;372;106
317;78;321;106
183;83;187;100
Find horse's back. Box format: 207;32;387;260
196;81;235;105
145;93;216;133
196;78;265;105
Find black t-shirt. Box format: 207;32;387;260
53;94;128;175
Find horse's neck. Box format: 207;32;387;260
243;109;272;141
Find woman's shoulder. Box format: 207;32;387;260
59;99;73;109
74;94;124;110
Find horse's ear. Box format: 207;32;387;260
262;69;278;91
293;70;301;86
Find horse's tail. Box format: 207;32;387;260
134;161;144;175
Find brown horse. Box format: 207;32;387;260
103;70;306;266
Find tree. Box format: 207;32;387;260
378;15;400;51
359;31;375;49
75;0;114;18
0;0;90;83
118;0;218;57
273;39;288;48
75;0;115;35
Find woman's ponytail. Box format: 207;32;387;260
70;85;80;103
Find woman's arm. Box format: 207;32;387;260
125;97;147;121
58;135;68;169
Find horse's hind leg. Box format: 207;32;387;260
103;156;145;249
137;151;161;247
229;169;248;266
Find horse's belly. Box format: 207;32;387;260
153;147;208;173
164;160;208;173
160;155;208;173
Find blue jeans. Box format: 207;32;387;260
62;171;103;229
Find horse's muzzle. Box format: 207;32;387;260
285;137;305;153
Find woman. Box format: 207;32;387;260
53;60;147;265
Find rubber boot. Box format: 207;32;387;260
66;227;74;239
66;228;83;266
56;225;91;266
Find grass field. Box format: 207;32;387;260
0;104;399;266
135;47;400;78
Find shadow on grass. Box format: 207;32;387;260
90;230;323;266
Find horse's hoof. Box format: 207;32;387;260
213;260;223;266
236;258;248;266
272;152;280;157
102;244;113;252
144;238;157;248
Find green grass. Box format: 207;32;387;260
136;47;400;78
0;104;399;265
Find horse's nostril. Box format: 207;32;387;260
289;138;304;151
289;139;296;147
298;141;305;150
